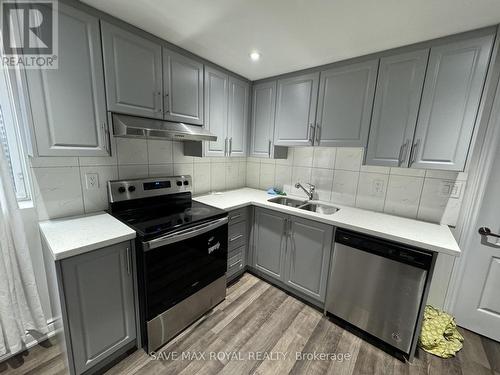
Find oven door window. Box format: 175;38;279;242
144;224;228;321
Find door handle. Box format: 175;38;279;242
478;227;500;239
268;140;272;157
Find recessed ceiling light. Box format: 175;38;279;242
249;51;261;61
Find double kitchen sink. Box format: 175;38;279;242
268;196;339;215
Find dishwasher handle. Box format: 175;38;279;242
335;228;433;270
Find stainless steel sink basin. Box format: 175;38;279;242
298;203;339;215
268;196;307;208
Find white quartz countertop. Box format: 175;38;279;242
194;188;460;256
39;212;136;261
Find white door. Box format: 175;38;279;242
453;82;500;341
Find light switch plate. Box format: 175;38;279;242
372;179;385;195
85;173;99;189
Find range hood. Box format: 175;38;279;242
111;113;217;142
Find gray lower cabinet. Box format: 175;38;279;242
101;21;163;119
315;59;378;147
253;208;288;279
204;66;229;156
365;50;428;167
227;77;250;157
274;72;320;146
410;33;494;170
25;3;109;157
285;216;333;302
59;242;136;374
227;207;249;281
252;207;333;303
163;48;204;125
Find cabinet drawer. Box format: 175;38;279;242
228;221;247;251
228;247;245;276
228;208;248;224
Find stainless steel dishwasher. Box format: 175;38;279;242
326;228;434;359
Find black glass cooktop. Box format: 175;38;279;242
109;193;227;240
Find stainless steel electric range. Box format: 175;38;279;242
108;175;228;353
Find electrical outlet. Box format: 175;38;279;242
85;173;99;189
439;181;462;199
373;179;385;195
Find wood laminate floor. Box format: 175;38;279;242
1;273;499;375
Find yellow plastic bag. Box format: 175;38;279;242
418;305;464;358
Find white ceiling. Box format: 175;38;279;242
82;0;500;80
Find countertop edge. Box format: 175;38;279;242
50;232;137;261
193;192;461;257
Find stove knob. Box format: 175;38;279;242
183;180;189;186
118;186;126;193
176;181;182;186
128;185;136;192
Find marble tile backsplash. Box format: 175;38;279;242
30;137;246;220
247;147;468;226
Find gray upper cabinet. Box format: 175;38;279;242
253;208;287;280
249;81;277;158
410;34;494;170
25;4;109;157
163;49;204;125
285;216;333;302
227;77;250;157
101;21;163;119
316;60;378;147
61;242;135;374
365;50;428;167
204;66;229;156
274;72;319;146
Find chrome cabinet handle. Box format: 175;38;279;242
229;214;241;221
126;247;131;274
283;218;288;236
229;234;243;242
479;227;500;239
315;123;321;145
268;140;272;157
229;137;233;156
163;93;170;113
224;138;228;156
397;140;410;166
409;139;420;166
101;122;109;153
309;124;315;145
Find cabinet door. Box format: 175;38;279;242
25;4;109;156
61;242;136;375
365;50;428;167
253;208;287;280
204;67;229;156
285;217;333;302
316;60;378;147
249;81;276;157
163;49;204;125
411;34;494;170
101;22;163;119
274;72;319;146
227;77;250;157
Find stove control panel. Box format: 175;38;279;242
108;175;192;203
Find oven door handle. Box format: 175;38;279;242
142;217;228;251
